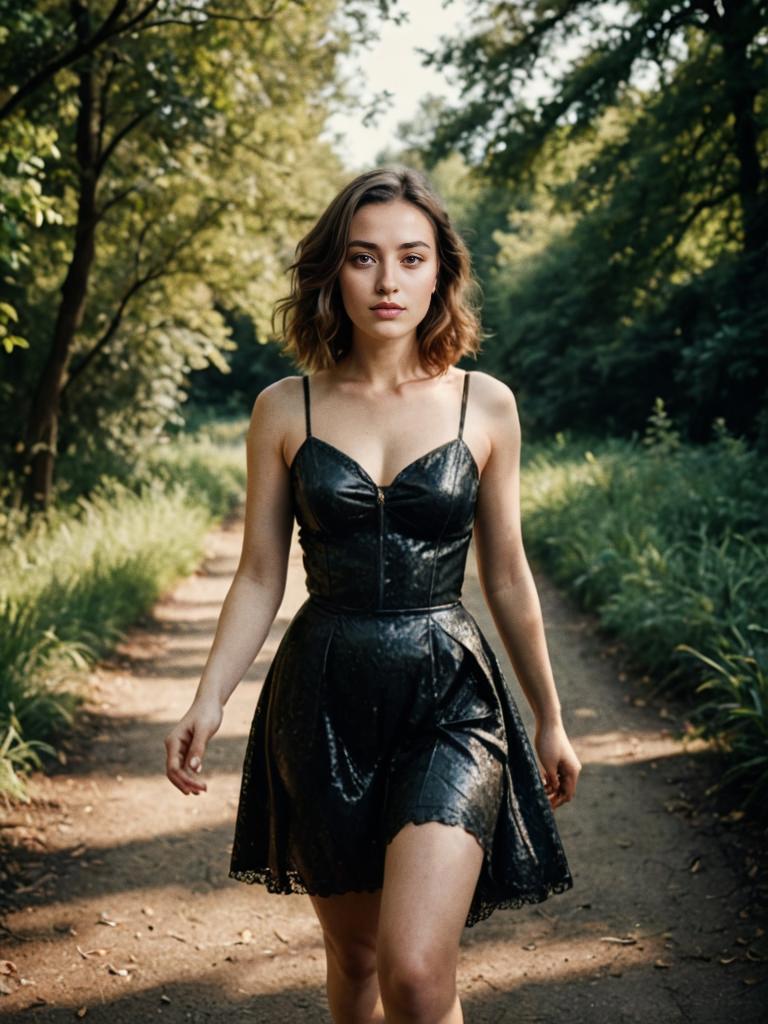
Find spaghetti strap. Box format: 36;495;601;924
302;375;312;438
458;371;471;440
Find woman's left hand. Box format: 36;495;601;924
534;719;582;809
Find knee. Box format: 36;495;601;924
324;932;378;983
378;952;456;1019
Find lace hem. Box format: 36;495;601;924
384;808;491;853
228;863;573;928
229;811;573;929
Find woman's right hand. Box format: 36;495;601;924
164;697;223;796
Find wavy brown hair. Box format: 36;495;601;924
272;166;486;375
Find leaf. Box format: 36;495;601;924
106;963;130;977
76;947;108;958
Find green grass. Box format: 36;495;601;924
0;423;248;801
520;408;768;811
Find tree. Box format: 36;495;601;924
0;0;404;511
418;0;767;440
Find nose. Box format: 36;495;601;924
376;257;399;295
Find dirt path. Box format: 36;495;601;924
2;510;766;1023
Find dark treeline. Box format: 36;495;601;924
402;0;767;444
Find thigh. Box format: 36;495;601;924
309;889;382;971
377;820;485;970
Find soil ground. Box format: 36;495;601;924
1;508;767;1023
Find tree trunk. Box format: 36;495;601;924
22;6;99;512
720;2;767;256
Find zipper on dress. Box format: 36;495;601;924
376;486;385;608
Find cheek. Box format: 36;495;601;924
338;268;362;301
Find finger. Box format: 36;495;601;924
561;766;578;801
186;750;205;774
169;767;207;795
166;740;206;793
175;762;207;789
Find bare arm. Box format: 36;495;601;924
164;378;296;795
472;374;581;807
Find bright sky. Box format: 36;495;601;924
321;0;471;172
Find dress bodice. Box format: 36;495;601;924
290;372;480;611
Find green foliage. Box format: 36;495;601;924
642;397;681;455
0;0;401;509
521;403;768;811
678;627;768;809
413;0;767;444
0;423;247;800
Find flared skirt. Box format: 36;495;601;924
228;596;573;928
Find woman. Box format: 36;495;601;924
165;166;581;1023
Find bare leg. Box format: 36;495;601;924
309;888;384;1023
377;821;486;1023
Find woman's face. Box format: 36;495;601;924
337;198;439;347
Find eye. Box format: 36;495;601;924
403;254;424;265
351;253;373;265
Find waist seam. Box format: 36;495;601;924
308;594;462;615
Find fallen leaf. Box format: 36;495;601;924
76;947;108;959
0;961;17;975
106;963;130;977
599;936;637;945
654;959;673;969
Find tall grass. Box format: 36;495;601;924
0;423;247;802
521;405;768;810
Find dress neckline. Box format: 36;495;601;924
289;435;479;492
296;370;475;491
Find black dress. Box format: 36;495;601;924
229;370;573;927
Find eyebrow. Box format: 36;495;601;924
347;239;432;250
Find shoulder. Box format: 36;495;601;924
467;369;518;421
247;375;304;440
250;375;304;416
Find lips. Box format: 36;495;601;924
371;303;404;310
